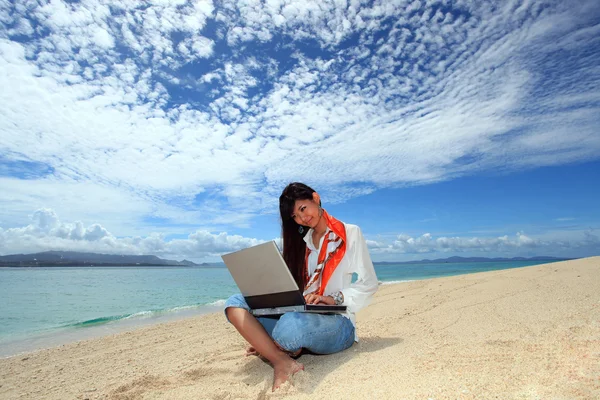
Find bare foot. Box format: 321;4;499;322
288;348;302;358
245;346;259;357
272;356;304;391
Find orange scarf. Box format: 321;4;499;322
303;210;347;295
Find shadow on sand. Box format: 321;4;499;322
238;335;403;395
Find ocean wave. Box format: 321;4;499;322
68;314;131;328
123;310;155;319
63;300;229;329
379;279;415;285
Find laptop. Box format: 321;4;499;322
222;241;347;316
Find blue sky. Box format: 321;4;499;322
0;0;599;262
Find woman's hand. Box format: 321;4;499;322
304;293;335;305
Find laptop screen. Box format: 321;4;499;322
222;241;300;298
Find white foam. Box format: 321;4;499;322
380;280;415;285
170;305;201;311
123;310;153;319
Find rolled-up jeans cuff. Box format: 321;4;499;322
224;293;251;323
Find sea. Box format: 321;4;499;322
0;259;561;358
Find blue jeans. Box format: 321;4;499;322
224;294;355;355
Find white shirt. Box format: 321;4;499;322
303;223;379;340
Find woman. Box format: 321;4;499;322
224;182;378;390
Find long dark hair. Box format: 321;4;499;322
279;182;317;289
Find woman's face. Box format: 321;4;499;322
291;195;320;228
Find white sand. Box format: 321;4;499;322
1;257;599;399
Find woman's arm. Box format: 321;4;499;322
339;225;379;313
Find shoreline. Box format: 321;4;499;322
0;260;587;358
0;258;560;358
0;303;225;359
0;260;539;360
1;257;599;399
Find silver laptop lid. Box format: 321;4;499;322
221;241;299;297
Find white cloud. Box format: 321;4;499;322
365;229;600;259
0;208;597;261
0;0;598;240
92;26;114;49
0;208;263;260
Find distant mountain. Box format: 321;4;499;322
374;256;574;265
0;252;574;267
0;251;199;267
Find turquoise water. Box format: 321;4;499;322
0;260;559;356
373;260;553;283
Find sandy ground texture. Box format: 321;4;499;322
1;257;599;400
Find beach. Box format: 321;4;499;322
1;257;598;399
